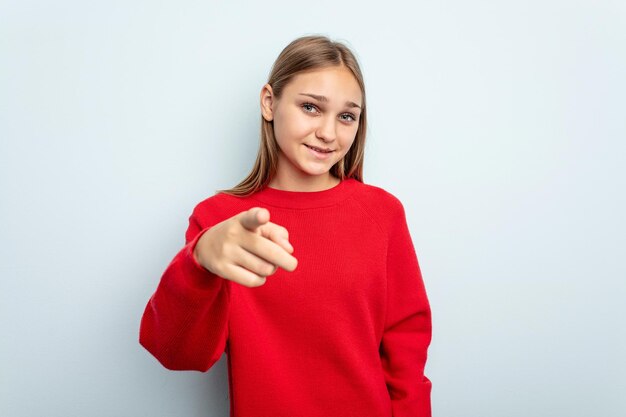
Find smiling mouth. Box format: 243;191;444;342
304;144;334;153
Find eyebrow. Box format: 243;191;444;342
298;93;362;110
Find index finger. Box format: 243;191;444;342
239;207;270;232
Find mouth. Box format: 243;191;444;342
304;144;334;153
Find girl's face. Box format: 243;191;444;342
260;65;362;191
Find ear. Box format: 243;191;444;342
260;83;275;122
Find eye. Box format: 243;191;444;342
301;102;358;123
301;103;319;114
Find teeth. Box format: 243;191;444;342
307;145;330;153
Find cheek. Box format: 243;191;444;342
272;119;291;146
339;126;359;146
274;112;311;142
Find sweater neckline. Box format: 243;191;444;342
250;178;357;209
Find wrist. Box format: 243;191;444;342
192;229;216;274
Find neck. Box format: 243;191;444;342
269;170;340;192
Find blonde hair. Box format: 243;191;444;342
217;35;367;197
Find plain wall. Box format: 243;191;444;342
1;1;624;416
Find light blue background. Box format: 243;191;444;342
1;1;624;416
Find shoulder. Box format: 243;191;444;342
348;179;407;231
189;191;247;225
349;179;406;214
193;191;234;210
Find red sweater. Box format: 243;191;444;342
140;178;432;417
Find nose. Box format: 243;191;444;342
315;115;337;143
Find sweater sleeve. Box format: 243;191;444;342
379;199;433;417
139;206;231;372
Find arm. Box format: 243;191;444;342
139;207;231;371
380;200;433;417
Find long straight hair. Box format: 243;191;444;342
217;35;368;197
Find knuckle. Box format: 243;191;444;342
260;263;275;277
211;261;224;276
224;225;238;239
248;276;265;288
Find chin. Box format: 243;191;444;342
298;165;332;177
302;169;331;177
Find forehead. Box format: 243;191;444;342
284;66;362;105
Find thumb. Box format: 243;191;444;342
239;207;270;231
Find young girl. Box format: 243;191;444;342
140;35;432;417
